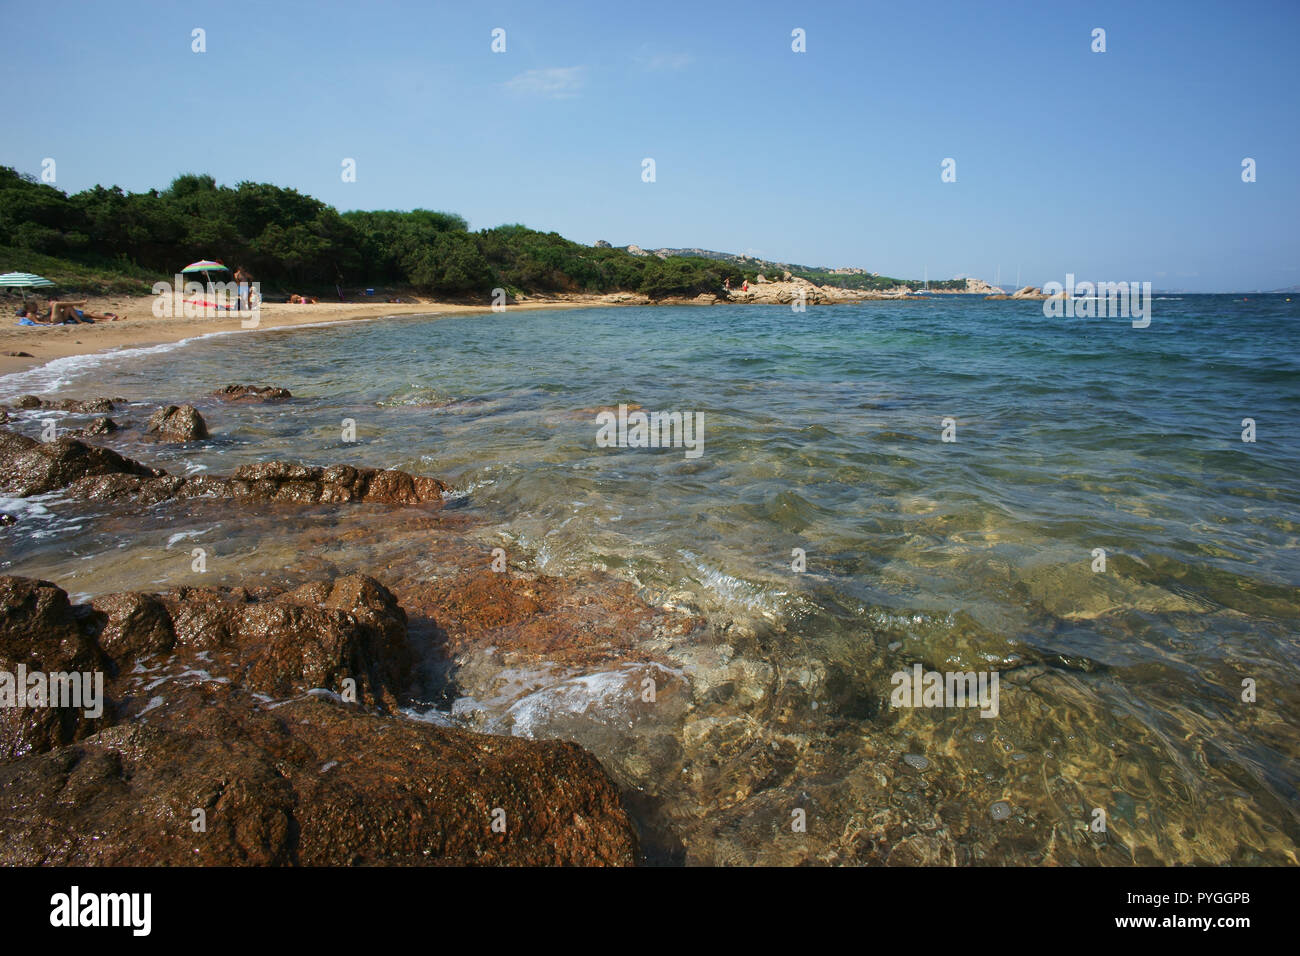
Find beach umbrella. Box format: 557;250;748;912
0;272;56;290
181;260;230;290
0;272;56;310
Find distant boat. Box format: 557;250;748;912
910;266;934;296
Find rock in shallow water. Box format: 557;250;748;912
13;395;121;413
0;431;161;497
210;384;292;402
0;427;447;505
0;574;638;866
146;404;208;441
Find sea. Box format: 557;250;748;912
1;295;1297;865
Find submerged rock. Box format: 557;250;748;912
146;404;208;441
72;416;117;437
211;384;292;402
0;574;638;866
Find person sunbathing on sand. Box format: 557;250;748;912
76;306;122;322
16;301;121;325
16;304;54;325
48;300;90;323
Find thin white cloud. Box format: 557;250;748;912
636;51;692;72
502;66;586;99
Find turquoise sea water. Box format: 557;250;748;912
2;296;1297;864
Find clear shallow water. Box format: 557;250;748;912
2;296;1298;864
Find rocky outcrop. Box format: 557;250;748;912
0;429;447;506
13;395;122;413
146;404;208;441
90;575;414;706
211;384;292;402
0;577;109;760
0;431;162;497
71;460;448;506
986;285;1048;300
0;575;639;866
726;279;909;306
962;278;1001;295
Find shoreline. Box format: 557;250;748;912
0;286;1001;383
0;292;638;381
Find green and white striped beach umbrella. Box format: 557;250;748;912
0;272;56;290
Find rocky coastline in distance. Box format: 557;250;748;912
592;241;1006;304
574;275;1004;308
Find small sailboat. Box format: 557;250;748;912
910;265;934;296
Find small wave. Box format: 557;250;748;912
0;329;248;400
165;528;213;547
439;477;495;502
0;496;51;520
377;385;457;408
505;664;679;738
399;705;460;728
682;551;792;622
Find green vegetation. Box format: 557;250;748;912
0;244;157;295
0;166;960;299
795;267;965;292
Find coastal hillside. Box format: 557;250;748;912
0;166;978;300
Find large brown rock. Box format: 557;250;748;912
0;577;110;760
0;687;637;866
0;432;161;497
0;575;638;866
146;404;208;441
226;461;447;504
141;575;413;705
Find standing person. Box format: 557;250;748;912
234;267;252;312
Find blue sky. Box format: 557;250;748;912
2;0;1297;290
